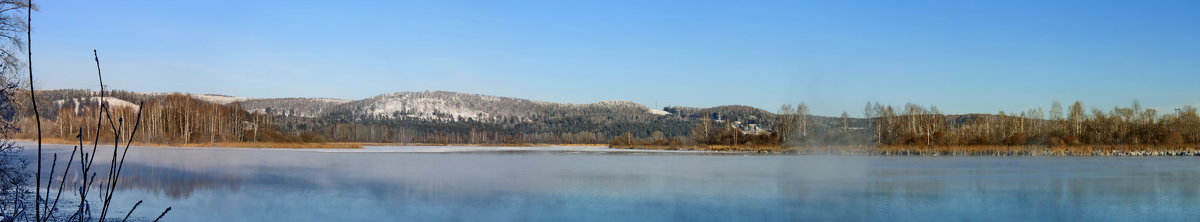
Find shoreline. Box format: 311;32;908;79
17;138;610;150
611;144;1200;156
19;138;1200;156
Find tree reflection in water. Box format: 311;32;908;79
23;143;1200;222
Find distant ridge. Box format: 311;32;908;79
32;89;738;122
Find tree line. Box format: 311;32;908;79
855;101;1200;146
613;100;1200;149
15;89;1200;148
771;100;1200;147
15;92;319;144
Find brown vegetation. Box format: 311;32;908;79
612;100;1200;155
609;144;785;152
30;137;618;149
792;145;1200;156
27;138;360;149
859;101;1200;147
14;93;328;146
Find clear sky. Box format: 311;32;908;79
30;0;1200;116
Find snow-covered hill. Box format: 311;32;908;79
189;94;251;104
329;91;667;122
237;98;352;117
52;97;139;114
35;89;678;123
337;91;543;122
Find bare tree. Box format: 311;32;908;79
775;104;795;145
0;1;31;220
1068;101;1085;138
796;103;809;142
840;111;850;133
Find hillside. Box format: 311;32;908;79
237;98;352;118
20;89;1193;149
21;89;795;144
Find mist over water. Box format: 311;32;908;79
20;143;1200;222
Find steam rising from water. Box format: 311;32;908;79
21;142;1200;222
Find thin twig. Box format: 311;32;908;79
82;49;108;220
151;207;171;222
39;153;54;220
85;172;96;219
26;1;41;221
74;129;85;221
108;102;144;209
99;116;123;221
120;200;142;222
45;145;77;220
81;49;109;221
95;49;119;222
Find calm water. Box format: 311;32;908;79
19;142;1200;221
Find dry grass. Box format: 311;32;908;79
29;138;612;149
295;142;610;147
610;144;786;152
28;137;1198;155
797;144;1200;156
613;143;1200;155
28;138;363;149
173;142;363;149
354;143;539;147
542;143;610;147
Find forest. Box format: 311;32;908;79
11;89;1200;152
616;101;1200;152
14;90;317;145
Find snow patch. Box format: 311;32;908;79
190;94;251;104
309;98;353;104
363;96;494;121
346;91;546;122
235;97;353;118
53;97;140;114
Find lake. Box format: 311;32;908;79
19;142;1200;221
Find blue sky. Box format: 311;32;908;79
31;0;1200;116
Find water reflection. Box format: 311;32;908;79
20;143;1200;222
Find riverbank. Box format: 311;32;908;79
25;138;365;149
611;144;1200;156
805;145;1200;156
22;138;1200;155
608;144;786;153
21;138;611;150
